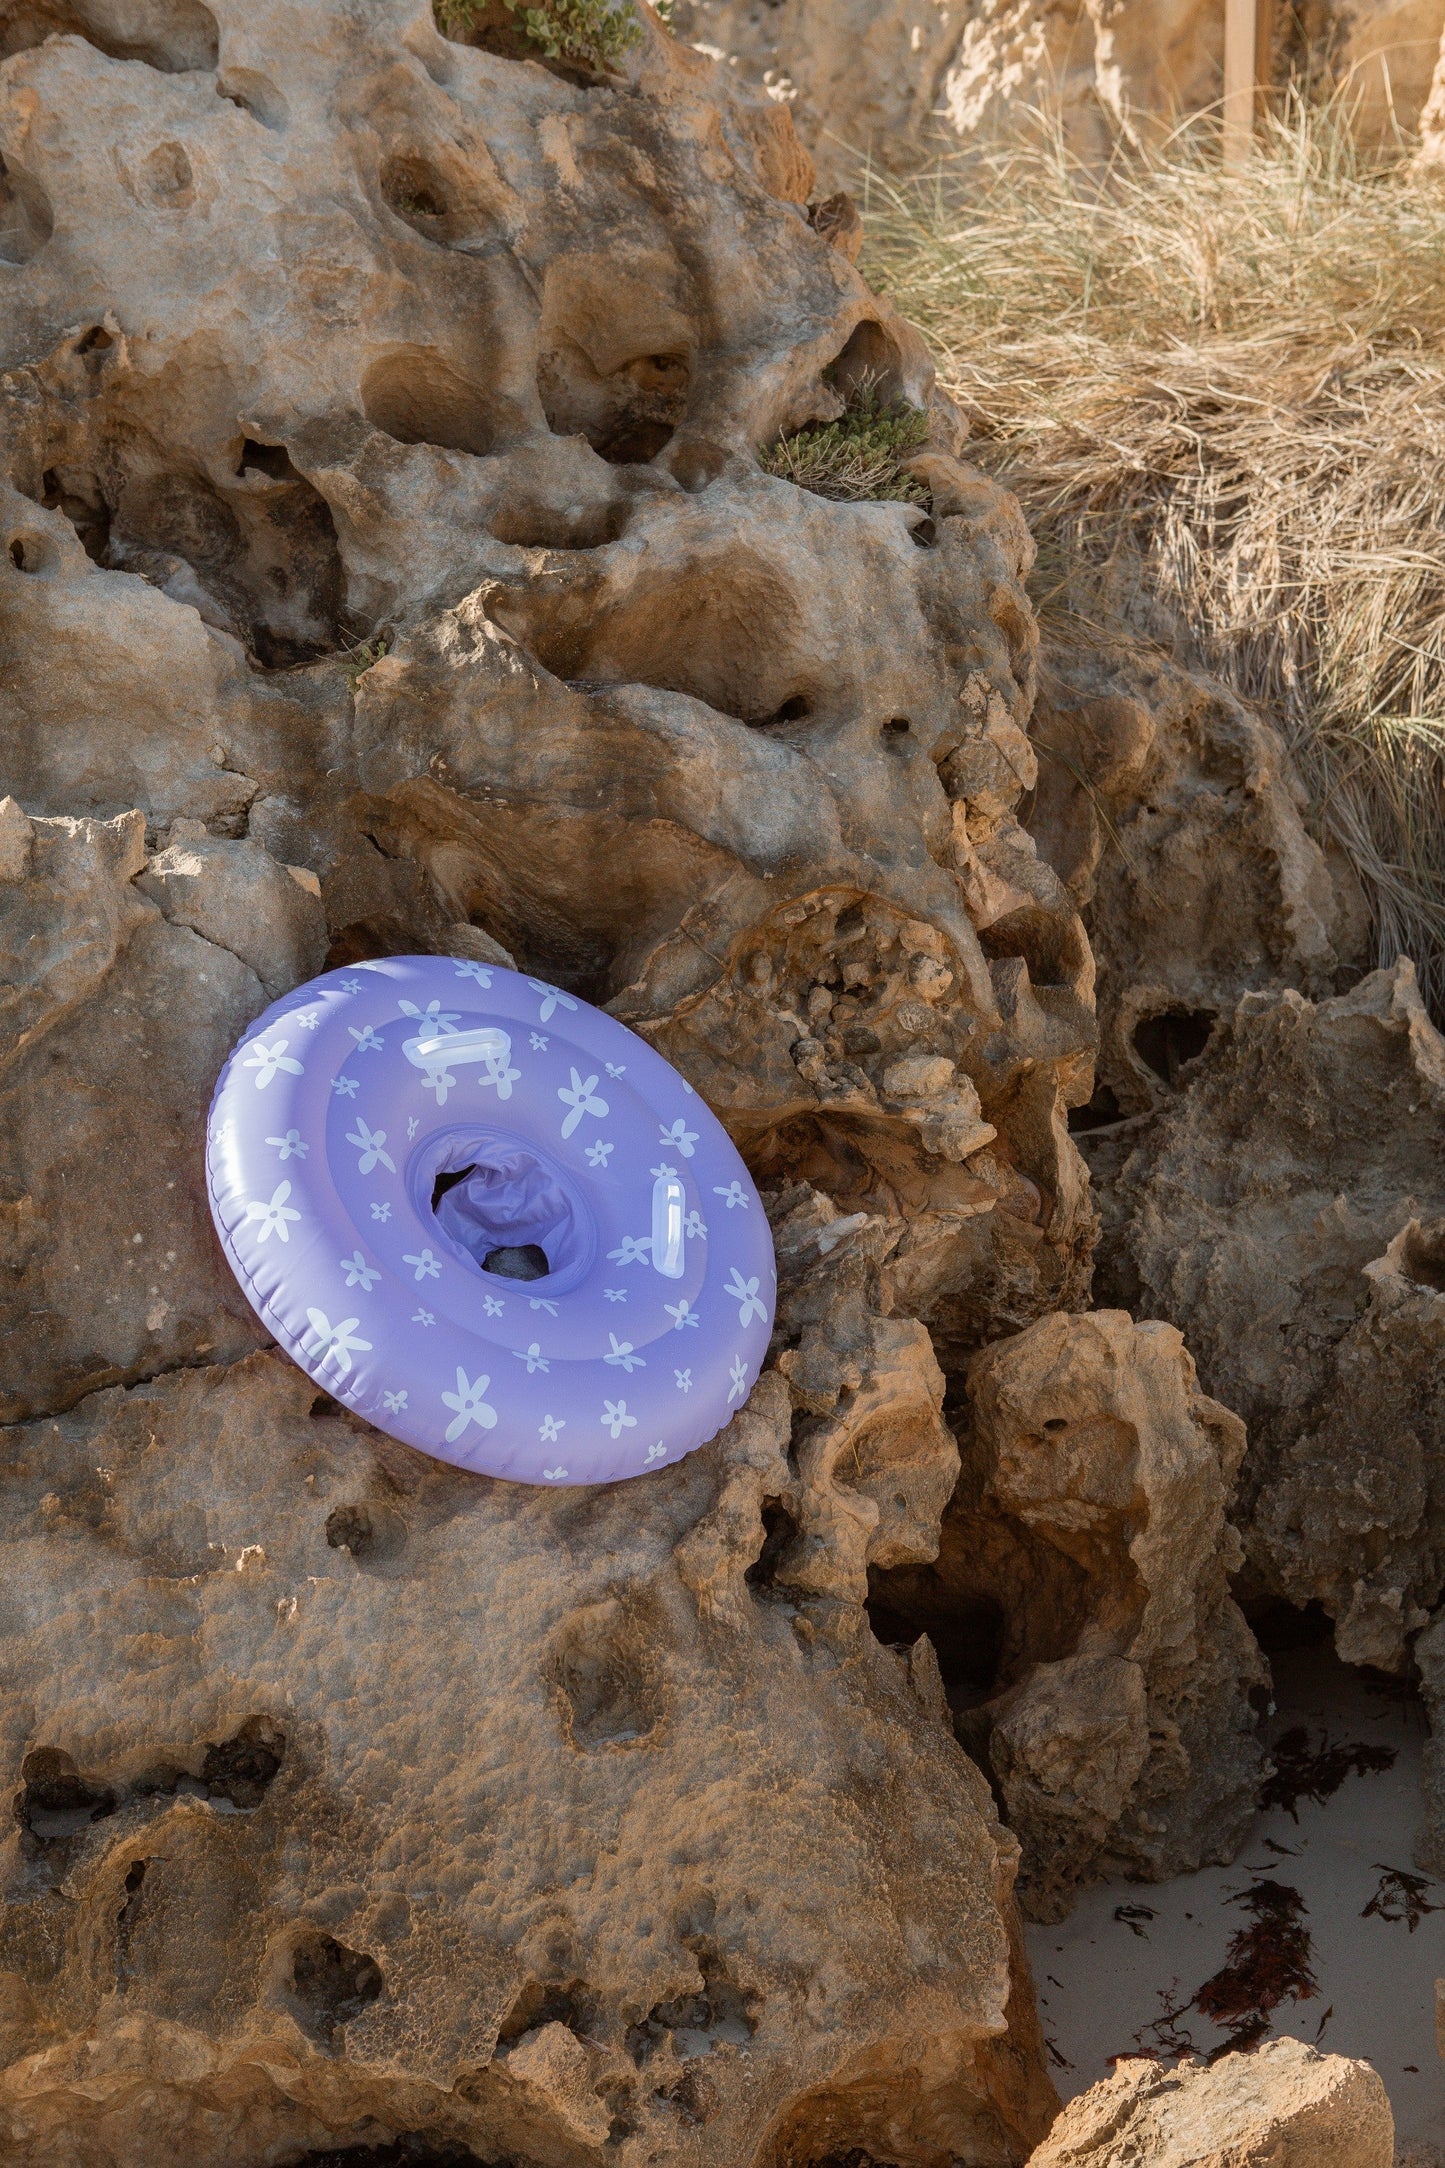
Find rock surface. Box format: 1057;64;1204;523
1028;2036;1394;2168
0;1353;1056;2167
869;1310;1263;1920
1028;643;1367;1126
0;0;1121;2155
1098;962;1445;1676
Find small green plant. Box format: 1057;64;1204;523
435;0;643;72
338;631;392;692
763;386;931;504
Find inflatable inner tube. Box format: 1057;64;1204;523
206;956;775;1484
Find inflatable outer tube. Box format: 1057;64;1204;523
205;955;776;1485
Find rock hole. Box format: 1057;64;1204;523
15;1746;117;1843
290;1929;384;2042
497;1977;588;2042
0;0;218;71
824;319;906;406
199;1714;286;1808
380;151;451;227
139;141;194;209
909;516;937;548
762;693;812;727
361;347;499;459
1401;1217;1445;1293
0;151;53;264
488;497;630;550
482;1243;550;1281
1133;1007;1217;1086
551;1600;660;1751
745;1498;802;1594
539;331;691;467
114;1857;148;1986
881;716;911;741
237;438;301;482
979;904;1085;992
215;68;288;129
864;1578;1007;1716
39;467;110;561
595;416;676;465
1042;1417;1069;1432
326;1503;375;1557
1068;1081;1122;1134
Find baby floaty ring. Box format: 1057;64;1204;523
206;955;775;1484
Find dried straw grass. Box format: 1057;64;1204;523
860;96;1445;1009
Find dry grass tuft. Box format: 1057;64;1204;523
861;96;1445;1010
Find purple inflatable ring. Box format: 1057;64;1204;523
206;955;775;1484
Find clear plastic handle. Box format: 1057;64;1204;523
651;1174;686;1278
404;1027;510;1072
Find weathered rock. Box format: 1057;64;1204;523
1029;644;1366;1125
1028;2036;1393;2168
0;1350;1058;2167
0;0;1110;2151
0;809;290;1421
1;0;1096;1359
1102;961;1445;1673
868;1310;1264;1920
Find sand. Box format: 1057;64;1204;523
1026;1645;1445;2148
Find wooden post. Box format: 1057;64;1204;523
1223;0;1259;166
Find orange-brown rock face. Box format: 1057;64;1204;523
0;0;1100;2158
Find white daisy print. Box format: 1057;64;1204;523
243;1037;303;1089
340;1250;380;1291
602;1399;637;1439
441;1367;496;1443
244;1181;301;1244
403;1248;442;1283
265;1129;308;1161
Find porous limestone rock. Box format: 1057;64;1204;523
1027;2036;1394;2168
0;1350;1058;2167
1102;961;1445;1673
1028;644;1365;1125
1;0;1096;1360
0;0;1102;2154
867;1310;1264;1920
0;807;290;1423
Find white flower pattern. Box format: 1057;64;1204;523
664;1298;700;1330
266;1129;308;1160
243;1037;303;1089
341;1250;380;1291
540;1414;565;1443
713;1181;748;1210
245;1180;301;1244
403;1248;441;1282
303;1307;372;1378
585;1140;614;1167
441;1367;497;1443
515;1341;549;1374
346;1118;395;1174
528;979;578;1021
604;1334;645;1373
724;1268;767;1327
558;1067;608;1138
728;1355;750;1402
659;1118;698;1158
602;1399;637;1439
